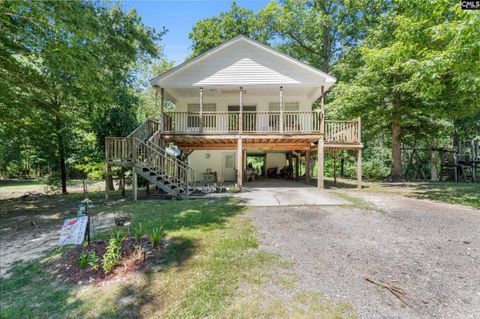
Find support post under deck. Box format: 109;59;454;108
133;171;138;201
357;149;362;189
318;138;324;189
305;149;311;184
237;137;243;190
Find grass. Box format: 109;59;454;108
326;177;480;209
0;192;355;318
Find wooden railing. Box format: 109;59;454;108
134;138;195;194
162;111;323;134
127;119;160;141
324;119;360;143
105;136;195;194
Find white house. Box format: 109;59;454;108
106;35;362;199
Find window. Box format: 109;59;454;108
187;103;216;128
268;102;299;111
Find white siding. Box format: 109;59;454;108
265;153;287;175
163;41;326;88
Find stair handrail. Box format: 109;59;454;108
133;138;195;195
146;129;196;173
127;119;161;141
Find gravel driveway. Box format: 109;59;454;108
246;192;480;319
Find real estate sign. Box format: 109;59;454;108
58;216;88;246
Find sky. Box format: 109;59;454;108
122;0;270;64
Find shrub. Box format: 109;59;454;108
102;232;124;273
134;223;146;242
150;226;164;246
79;252;89;269
88;251;99;270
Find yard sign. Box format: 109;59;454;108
58;216;88;246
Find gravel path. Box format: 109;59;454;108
246;192;480;319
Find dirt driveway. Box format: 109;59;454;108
247;192;480;319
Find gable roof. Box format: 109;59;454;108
150;35;336;89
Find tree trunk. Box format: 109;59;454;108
106;166;115;191
55;114;68;194
391;101;402;181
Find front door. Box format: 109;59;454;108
228;105;256;132
222;153;236;182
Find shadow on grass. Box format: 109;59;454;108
406;182;480;208
0;196;243;318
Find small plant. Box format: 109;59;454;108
103;232;124;274
150;226;164;246
79;252;89;269
88;251;99;271
134;223;146;242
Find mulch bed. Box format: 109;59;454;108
51;237;163;284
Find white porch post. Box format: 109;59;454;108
357;149;362;189
133;171;138;201
239;87;243;133
237;137;243;189
199;87;204;133
320;85;325;134
318;138;324;189
160;87;165;131
280;86;284;133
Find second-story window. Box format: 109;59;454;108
187;103;216;128
268;102;299;111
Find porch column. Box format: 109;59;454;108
357;149;362;188
160;87;165;148
318;138;324;189
239;87;243;134
199;87;204;133
243;148;247;182
333;151;337;184
160;87;165;131
305;149;311;184
320;85;325;134
237;137;243;189
295;155;299;181
133;171;138;201
280;86;284;133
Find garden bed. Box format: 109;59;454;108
52;235;163;284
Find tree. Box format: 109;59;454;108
188;1;273;58
0;1;164;191
330;0;479;180
260;0;388;72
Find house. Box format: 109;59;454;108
105;35;362;199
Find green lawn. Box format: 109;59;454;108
326;178;480;209
0;193;355;319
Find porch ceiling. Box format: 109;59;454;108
165;134;321;151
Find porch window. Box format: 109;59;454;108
268;102;299;111
187;103;216;128
269;102;300;131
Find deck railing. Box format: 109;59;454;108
162;111;323;134
324;119;360;143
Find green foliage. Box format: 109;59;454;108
88;251;100;271
150;226;164;246
79;251;89;270
188;1;273;58
102;232;125;274
134;223;147;242
0;1;164;186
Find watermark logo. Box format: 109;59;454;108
462;0;480;9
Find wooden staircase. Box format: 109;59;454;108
105;120;196;199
